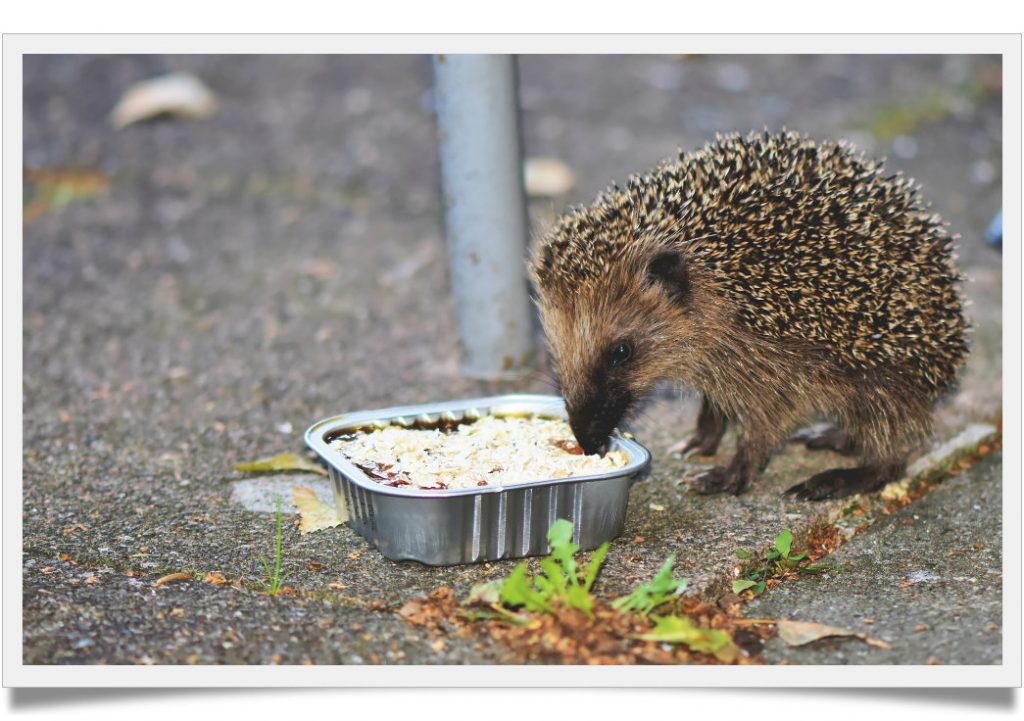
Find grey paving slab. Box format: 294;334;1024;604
744;453;1003;665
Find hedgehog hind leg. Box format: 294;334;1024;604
790;422;858;455
784;460;904;500
668;395;728;458
784;383;928;500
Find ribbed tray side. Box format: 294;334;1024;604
330;466;632;565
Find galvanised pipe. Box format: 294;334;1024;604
432;54;534;380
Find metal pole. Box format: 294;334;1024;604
432;54;534;380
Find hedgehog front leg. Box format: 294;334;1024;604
668;395;728;458
688;433;772;496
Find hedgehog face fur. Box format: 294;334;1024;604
530;130;968;499
534;232;733;454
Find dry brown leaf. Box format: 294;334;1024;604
292;486;346;533
111;73;217;128
777;619;891;649
154;572;193;588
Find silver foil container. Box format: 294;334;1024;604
305;394;651;565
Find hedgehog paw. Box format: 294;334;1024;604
784;466;886;500
668;432;721;459
688;466;749;495
790;423;856;455
669;396;727;458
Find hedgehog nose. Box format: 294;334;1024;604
569;415;612;457
576;433;608;457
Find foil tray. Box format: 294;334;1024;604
304;394;651;565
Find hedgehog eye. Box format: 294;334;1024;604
609;342;633;368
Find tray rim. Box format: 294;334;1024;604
304;393;651;499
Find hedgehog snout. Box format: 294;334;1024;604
566;391;632;457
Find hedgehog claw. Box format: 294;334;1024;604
668;433;719;459
669;397;727;458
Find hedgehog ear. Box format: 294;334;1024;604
647;250;689;303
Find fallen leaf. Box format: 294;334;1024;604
777;619;891;649
466;579;504;606
234;452;327;476
24;167;110;222
110;73;217;129
398;598;431;626
633;614;738;661
732;579;758;594
154;572;193;588
524;157;576;197
292;485;346;533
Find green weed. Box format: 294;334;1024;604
732;528;833;596
610;554;689;616
258;496;290;596
498;519;608;619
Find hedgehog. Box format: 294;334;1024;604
529;130;968;500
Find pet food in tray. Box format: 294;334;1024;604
329;414;629;491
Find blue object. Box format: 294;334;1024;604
986;210;1002;249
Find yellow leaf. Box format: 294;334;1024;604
234;452;326;476
292;486;346;534
24;166;110;222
